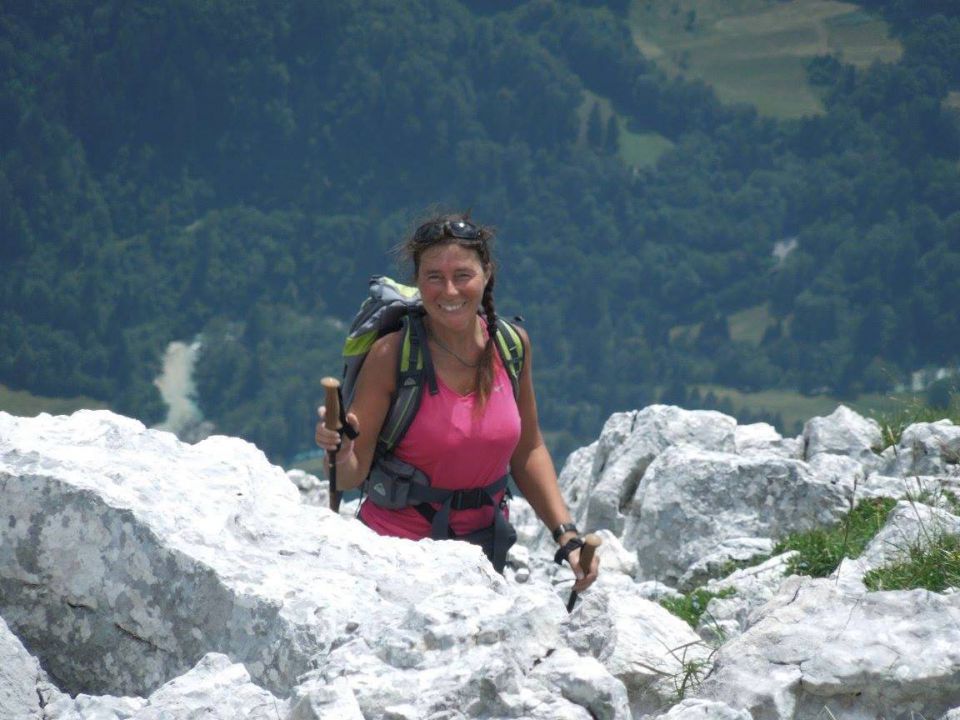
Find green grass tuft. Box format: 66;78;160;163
773;497;897;578
863;533;960;592
661;587;736;628
872;393;960;450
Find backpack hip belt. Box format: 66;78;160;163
366;453;513;572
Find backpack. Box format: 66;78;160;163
337;275;525;572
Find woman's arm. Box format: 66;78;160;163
315;331;400;489
509;326;598;590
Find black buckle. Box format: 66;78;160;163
450;487;487;510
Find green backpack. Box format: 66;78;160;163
337;275;525;572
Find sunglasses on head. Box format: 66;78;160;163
413;218;483;245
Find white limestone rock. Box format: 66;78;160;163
697;552;798;643
883;420;960;477
287;469;361;517
508;494;546;550
941;708;960;720
623;446;850;586
284;675;364;720
806;452;865;493
802;405;883;471
0;410;621;719
313;581;628;720
582;407;737;536
528;647;631;720
696;576;960;720
632;581;684;603
653;698;752;719
834;501;960;594
42;693;146;720
1;615;51;720
859;471;917;500
561;573;712;718
593;529;639;578
734;423;801;459
286;467;327;507
45;653;286;720
678;537;774;591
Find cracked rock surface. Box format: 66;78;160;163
0;410;625;719
696;576;960;719
3;405;960;719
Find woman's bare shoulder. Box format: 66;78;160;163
360;329;403;391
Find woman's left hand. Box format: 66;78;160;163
566;544;600;593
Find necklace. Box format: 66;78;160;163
428;330;480;369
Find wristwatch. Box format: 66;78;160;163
551;522;579;543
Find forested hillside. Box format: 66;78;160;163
2;0;958;462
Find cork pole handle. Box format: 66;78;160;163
578;533;601;575
321;377;342;432
566;533;601;613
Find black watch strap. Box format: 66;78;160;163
551;522;579;543
554;536;585;565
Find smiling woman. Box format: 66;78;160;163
314;212;600;590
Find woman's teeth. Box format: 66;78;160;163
440;302;466;312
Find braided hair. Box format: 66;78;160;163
401;211;499;407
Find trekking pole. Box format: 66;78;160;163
566;533;601;613
321;377;344;513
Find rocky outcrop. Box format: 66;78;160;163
696;577;960;719
0;410;625;719
2;404;960;719
623;445;850;587
881;420;960;477
1;615;50;720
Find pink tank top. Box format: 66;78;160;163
359;349;521;539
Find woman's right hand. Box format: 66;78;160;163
315;406;360;458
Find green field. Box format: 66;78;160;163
578;89;675;168
629;0;902;118
670;303;776;346
0;383;108;418
728;303;777;345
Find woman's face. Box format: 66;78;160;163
416;243;490;334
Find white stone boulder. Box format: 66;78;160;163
0;410;623;719
622;446;851;586
286;674;364;720
882;420;960;477
697;552;798;643
653;698;752;719
580;407;737;535
1;614;52;720
562;573;712;717
734;423;801;459
44;653;288;720
678;537;774;591
802;405;883;471
593;529;639;578
695;576;960;719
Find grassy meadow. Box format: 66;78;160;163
628;0;903;118
577;89;675;168
0;383;108;418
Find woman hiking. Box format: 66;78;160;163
315;212;599;592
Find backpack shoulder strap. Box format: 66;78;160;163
376;312;438;455
493;317;524;401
